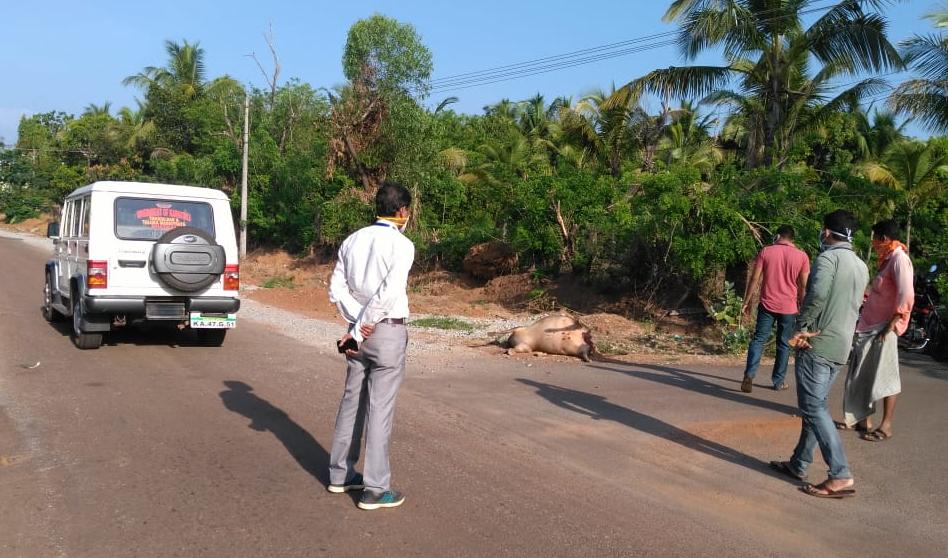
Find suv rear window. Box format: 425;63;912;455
115;198;215;241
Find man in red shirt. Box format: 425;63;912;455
740;225;811;392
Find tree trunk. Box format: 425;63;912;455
905;210;913;252
553;200;575;270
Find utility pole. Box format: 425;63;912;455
240;93;250;259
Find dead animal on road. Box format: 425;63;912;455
506;314;594;362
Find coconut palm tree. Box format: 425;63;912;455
460;135;548;184
629;1;903;167
559;87;639;176
890;9;948;133
657;100;722;173
858;140;948;248
851;107;908;161
123;39;207;99
82;102;112;116
116;103;156;153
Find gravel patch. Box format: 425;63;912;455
0;229;55;253
239;299;541;360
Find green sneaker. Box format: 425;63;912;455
327;474;364;494
357;490;405;510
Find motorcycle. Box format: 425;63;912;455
899;263;948;360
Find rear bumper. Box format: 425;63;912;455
84;295;240;314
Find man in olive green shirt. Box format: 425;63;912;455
770;210;869;499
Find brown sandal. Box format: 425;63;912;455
860;429;892;442
801;482;856;499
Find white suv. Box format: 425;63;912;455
43;181;240;349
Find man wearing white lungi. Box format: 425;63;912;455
842;220;914;442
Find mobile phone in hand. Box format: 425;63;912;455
337;338;358;354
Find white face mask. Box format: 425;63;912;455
399;215;410;233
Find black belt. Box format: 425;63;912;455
378;318;406;325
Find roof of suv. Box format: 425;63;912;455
66;181;230;201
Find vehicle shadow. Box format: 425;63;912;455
517;378;792;482
587;357;800;416
219;380;334;491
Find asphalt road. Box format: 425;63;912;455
2;233;947;557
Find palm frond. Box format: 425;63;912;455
807;6;904;73
924;6;948;27
900;34;948;81
435;96;459;113
632;65;735;101
858;161;900;188
889;80;948;133
678;5;760;61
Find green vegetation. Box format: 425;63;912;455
410;316;476;331
2;4;948;313
261;275;295;289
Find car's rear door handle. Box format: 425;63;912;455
118;260;146;268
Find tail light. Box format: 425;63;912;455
87;260;108;289
224;264;240;291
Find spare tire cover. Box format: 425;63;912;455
151;226;225;292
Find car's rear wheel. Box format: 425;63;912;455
72;295;103;350
42;272;64;322
196;329;227;347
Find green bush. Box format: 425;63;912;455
0;186;47;223
410;316;475;331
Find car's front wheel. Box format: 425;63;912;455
72;295;103;350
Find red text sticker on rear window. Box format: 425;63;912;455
136;203;193;231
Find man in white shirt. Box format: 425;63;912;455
326;181;415;510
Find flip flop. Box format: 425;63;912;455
860;430;893;442
800;482;856;499
769;460;807;481
834;421;868;433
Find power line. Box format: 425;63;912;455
428;1;837;88
422;1;841;93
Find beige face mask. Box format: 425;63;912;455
377;215;409;232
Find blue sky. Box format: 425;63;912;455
0;0;938;143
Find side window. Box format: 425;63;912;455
80;196;91;237
62;201;73;239
71;199;82;237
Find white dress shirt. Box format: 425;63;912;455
328;220;415;342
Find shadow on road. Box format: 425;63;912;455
219;380;330;488
900;352;948;381
588;357;800;416
517;378;791;481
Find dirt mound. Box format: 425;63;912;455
242;250;333;288
463;241;517;279
484;273;536;306
0;215;55;234
580;313;645;339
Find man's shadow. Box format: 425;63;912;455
588;357;800;416
219;381;331;488
518;378;791;481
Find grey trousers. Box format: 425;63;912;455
328;323;407;494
